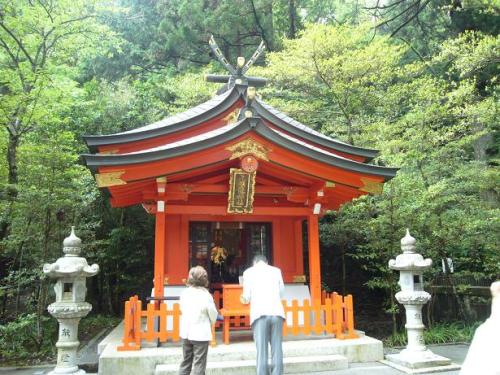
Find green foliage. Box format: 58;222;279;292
0;2;498;360
0;313;57;364
257;23;406;144
259;21;499;329
0;313;119;365
384;321;483;347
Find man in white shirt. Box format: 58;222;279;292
241;254;285;375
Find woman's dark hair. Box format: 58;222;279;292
187;266;209;288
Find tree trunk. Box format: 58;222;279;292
288;0;297;38
105;274;114;314
390;288;398;336
0;131;20;240
36;206;52;346
7;131;19;188
14;217;33;316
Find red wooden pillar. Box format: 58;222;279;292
154;177;167;307
307;214;321;304
294;219;304;275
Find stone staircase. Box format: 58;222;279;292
155;354;348;374
153;336;362;374
98;326;383;375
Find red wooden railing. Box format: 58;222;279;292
118;291;357;351
284;291;358;340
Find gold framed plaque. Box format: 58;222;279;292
227;168;256;214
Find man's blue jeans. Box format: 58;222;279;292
252;315;284;375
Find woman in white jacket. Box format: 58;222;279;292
179;266;218;375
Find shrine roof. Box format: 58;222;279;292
254;99;379;161
83;88;379;161
120;88;234;135
83;118;397;180
83;85;243;150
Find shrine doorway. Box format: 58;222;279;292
188;221;272;285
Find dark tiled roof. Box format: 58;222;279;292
83;119;397;180
83;86;244;150
119;89;234;135
253;99;379;161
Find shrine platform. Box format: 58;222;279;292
97;322;383;375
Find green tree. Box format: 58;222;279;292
257;23;405;145
0;0;116;239
257;23;499;330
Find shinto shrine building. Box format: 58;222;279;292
83;38;397;360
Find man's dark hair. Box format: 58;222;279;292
253;254;268;265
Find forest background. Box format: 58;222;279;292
0;0;498;364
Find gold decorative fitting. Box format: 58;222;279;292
244;110;253;118
293;275;306;283
237;56;245;68
325;181;336;188
247;86;256;100
181;184;194;193
223;108;240;124
99;149;119;155
283;186;296;197
359;177;384;195
156;176;167;184
226;138;270;161
95;171;126;187
227;168;256;214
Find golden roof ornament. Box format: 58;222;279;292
226;138;270;161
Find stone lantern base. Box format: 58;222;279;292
384;349;460;373
47;369;86;375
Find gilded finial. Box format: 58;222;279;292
237;57;245;68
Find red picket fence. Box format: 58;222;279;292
283;291;357;339
117;291;357;351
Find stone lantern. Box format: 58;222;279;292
43;227;99;375
385;229;457;371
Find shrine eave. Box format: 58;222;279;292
83;85;244;150
253;99;379;161
82;118;398;180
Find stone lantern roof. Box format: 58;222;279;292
389;229;432;272
43;226;99;278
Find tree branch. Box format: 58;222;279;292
364;0;405;10
36;0;54;23
376;1;421;29
0;21;35;68
248;0;271;51
390;0;431;37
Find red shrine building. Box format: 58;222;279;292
83;39;397;343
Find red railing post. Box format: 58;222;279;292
118;295;142;351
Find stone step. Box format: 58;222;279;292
152;333;370;365
155;354;348;375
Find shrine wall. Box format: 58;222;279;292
164;214;189;284
272;218;304;282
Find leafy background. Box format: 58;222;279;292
0;0;498;363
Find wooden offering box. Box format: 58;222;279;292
220;284;250;344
